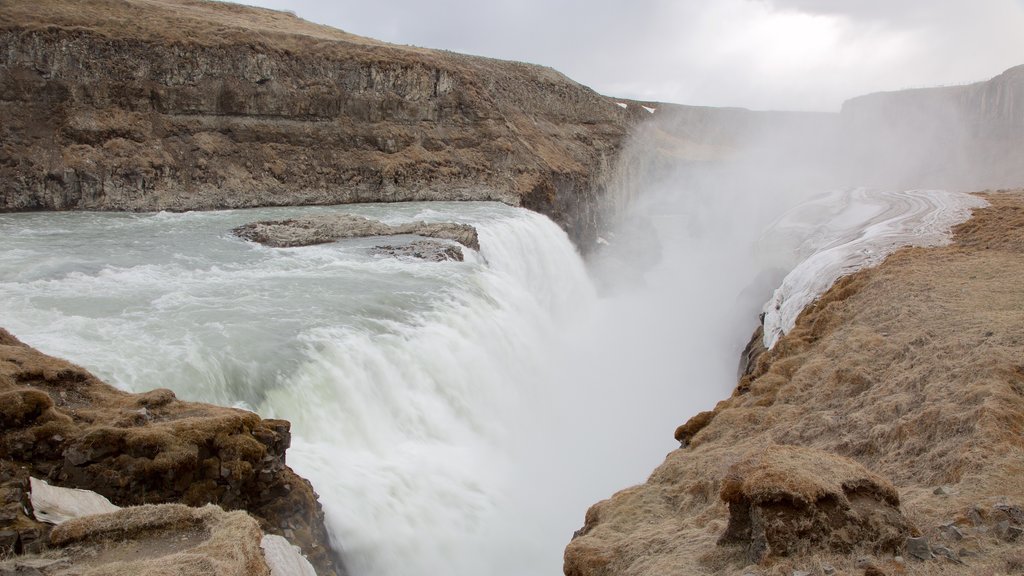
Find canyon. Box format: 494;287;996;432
2;1;1024;576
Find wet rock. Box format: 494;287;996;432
370;240;464;262
967;507;985;526
233;214;480;254
0;529;18;555
718;445;914;563
994;503;1024;524
904;536;932;560
932;544;963;564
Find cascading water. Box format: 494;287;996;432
0;186;985;576
0;202;604;576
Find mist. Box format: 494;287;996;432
486;67;1023;571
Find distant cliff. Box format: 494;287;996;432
0;0;641;249
841;65;1024;190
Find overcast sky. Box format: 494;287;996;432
238;0;1024;111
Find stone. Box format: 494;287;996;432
233;214;480;253
370;240;464;262
822;564;837;575
933;485;953;495
932;545;963;564
938;522;964;541
261;534;318;576
792;571;812;576
905;536;933;560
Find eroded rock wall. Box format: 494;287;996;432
0;0;632;249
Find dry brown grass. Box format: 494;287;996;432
50;503;270;575
0;0;386;50
565;190;1024;576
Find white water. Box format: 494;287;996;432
0;202;605;575
0;189;983;576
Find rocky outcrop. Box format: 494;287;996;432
565;192;1024;576
370;240;465;262
0;0;633;249
718;445;913;563
232;213;479;251
0;328;343;576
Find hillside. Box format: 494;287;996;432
0;0;644;248
565;191;1024;575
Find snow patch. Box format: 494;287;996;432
760;188;987;349
642;106;656;114
29;477;120;524
614;102;628;109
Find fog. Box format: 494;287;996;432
492;73;1023;571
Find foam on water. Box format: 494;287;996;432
0;202;596;576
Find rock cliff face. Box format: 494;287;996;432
0;328;342;576
0;0;632;249
565;192;1024;576
841;65;1024;190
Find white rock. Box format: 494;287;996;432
261;534;317;576
29;477;120;524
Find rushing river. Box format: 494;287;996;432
0;189;984;576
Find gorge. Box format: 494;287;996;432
2;1;1024;576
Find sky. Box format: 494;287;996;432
237;0;1024;111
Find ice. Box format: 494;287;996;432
760;188;988;348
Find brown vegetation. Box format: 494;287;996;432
0;329;342;575
46;504;270;576
565;190;1024;575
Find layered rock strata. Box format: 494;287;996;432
0;0;634;249
566;191;1024;575
0;328;343;576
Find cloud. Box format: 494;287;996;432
236;0;1024;111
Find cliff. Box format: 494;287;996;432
0;328;343;575
565;191;1024;575
0;0;635;249
841;65;1024;190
